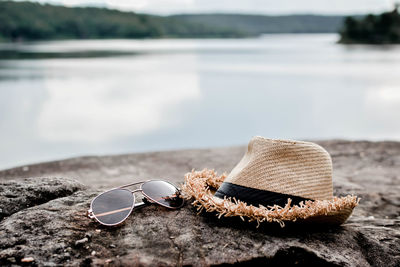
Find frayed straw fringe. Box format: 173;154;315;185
181;169;360;227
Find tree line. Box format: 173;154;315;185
340;7;400;44
1;1;346;41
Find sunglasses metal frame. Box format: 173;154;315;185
87;180;184;226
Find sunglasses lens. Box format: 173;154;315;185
142;180;184;208
91;189;134;225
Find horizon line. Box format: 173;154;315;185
9;0;384;17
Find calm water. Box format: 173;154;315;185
1;34;400;169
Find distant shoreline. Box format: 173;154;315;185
1;1;346;42
339;7;400;44
0;32;338;44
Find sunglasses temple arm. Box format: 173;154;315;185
132;200;150;210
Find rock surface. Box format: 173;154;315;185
0;140;399;266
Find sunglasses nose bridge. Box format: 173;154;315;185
131;189;143;193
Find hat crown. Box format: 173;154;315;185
225;136;333;201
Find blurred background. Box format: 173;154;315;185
1;0;400;170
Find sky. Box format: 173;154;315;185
22;0;396;15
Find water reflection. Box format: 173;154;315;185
365;87;400;139
37;55;200;142
1;34;400;169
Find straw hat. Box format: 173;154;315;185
182;136;359;227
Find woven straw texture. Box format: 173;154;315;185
226;136;333;200
182;169;359;227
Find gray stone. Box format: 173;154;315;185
74;237;89;247
0;141;399;266
0;177;84;221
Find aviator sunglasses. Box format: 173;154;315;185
87;180;184;226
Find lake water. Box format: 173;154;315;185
1;34;400;169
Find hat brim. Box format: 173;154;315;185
182;169;360;227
